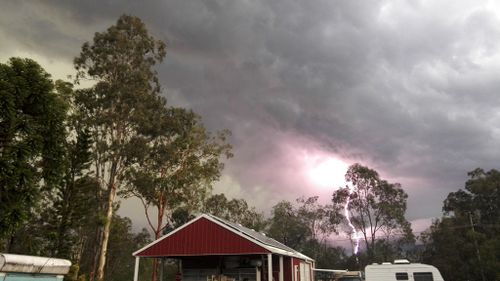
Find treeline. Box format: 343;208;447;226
420;168;500;281
1;14;498;281
148;165;500;281
0;15;231;281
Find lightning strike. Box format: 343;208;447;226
344;183;362;255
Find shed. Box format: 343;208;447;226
133;214;314;281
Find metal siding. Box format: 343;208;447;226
137;217;270;257
272;255;279;281
292;258;302;281
283;257;292;281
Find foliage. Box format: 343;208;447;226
169;206;197;230
73;14;166;281
267;201;311;250
39;81;99;260
266;196;340;267
421;168;500;281
104;215;152;281
0;58;67;243
121;101;231;281
203;193;266;231
301;239;348;269
296;196;341;241
123;107;232;239
1;77;103;281
332;163;414;260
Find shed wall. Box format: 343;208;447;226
283;257;292;281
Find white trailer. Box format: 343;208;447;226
0;253;71;281
365;259;444;281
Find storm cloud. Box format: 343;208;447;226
2;0;500;231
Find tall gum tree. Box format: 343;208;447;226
73;15;166;281
123;108;232;241
332;163;413;260
123;107;232;281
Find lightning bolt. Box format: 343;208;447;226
344;183;361;255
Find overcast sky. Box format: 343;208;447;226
2;0;500;237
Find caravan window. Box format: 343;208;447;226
413;272;433;281
395;272;408;280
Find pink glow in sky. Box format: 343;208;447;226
304;154;350;191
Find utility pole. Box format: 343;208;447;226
468;212;486;281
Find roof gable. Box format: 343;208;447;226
134;214;313;261
134;216;269;257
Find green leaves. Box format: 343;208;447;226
73;15;170;281
265;197;347;269
123;105;233;237
74;15;233;281
1;14;234;281
332;163;414;259
423;168;500;281
267;200;311;250
0;58;67;240
203;193;265;231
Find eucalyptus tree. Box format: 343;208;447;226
266;197;341;264
332;163;413;259
123;107;232;281
73;15;166;281
123;107;232;241
0;58;67;245
203;193;265;230
296;196;341;242
267;201;311;250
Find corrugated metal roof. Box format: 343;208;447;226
134;216;269;257
134;214;313;261
206;214;306;257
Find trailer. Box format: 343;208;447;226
0;253;71;281
313;269;362;281
364;259;444;281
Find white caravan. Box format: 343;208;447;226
0;253;71;281
365;259;444;281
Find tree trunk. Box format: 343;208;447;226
152;259;159;281
151;204;165;281
96;185;117;281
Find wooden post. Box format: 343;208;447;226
279;256;283;281
133;257;140;281
267;254;273;281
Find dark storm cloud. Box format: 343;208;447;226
2;0;500;222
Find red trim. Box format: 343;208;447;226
292;258;301;281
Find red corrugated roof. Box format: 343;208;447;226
133;214;313;261
134;216;269;257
